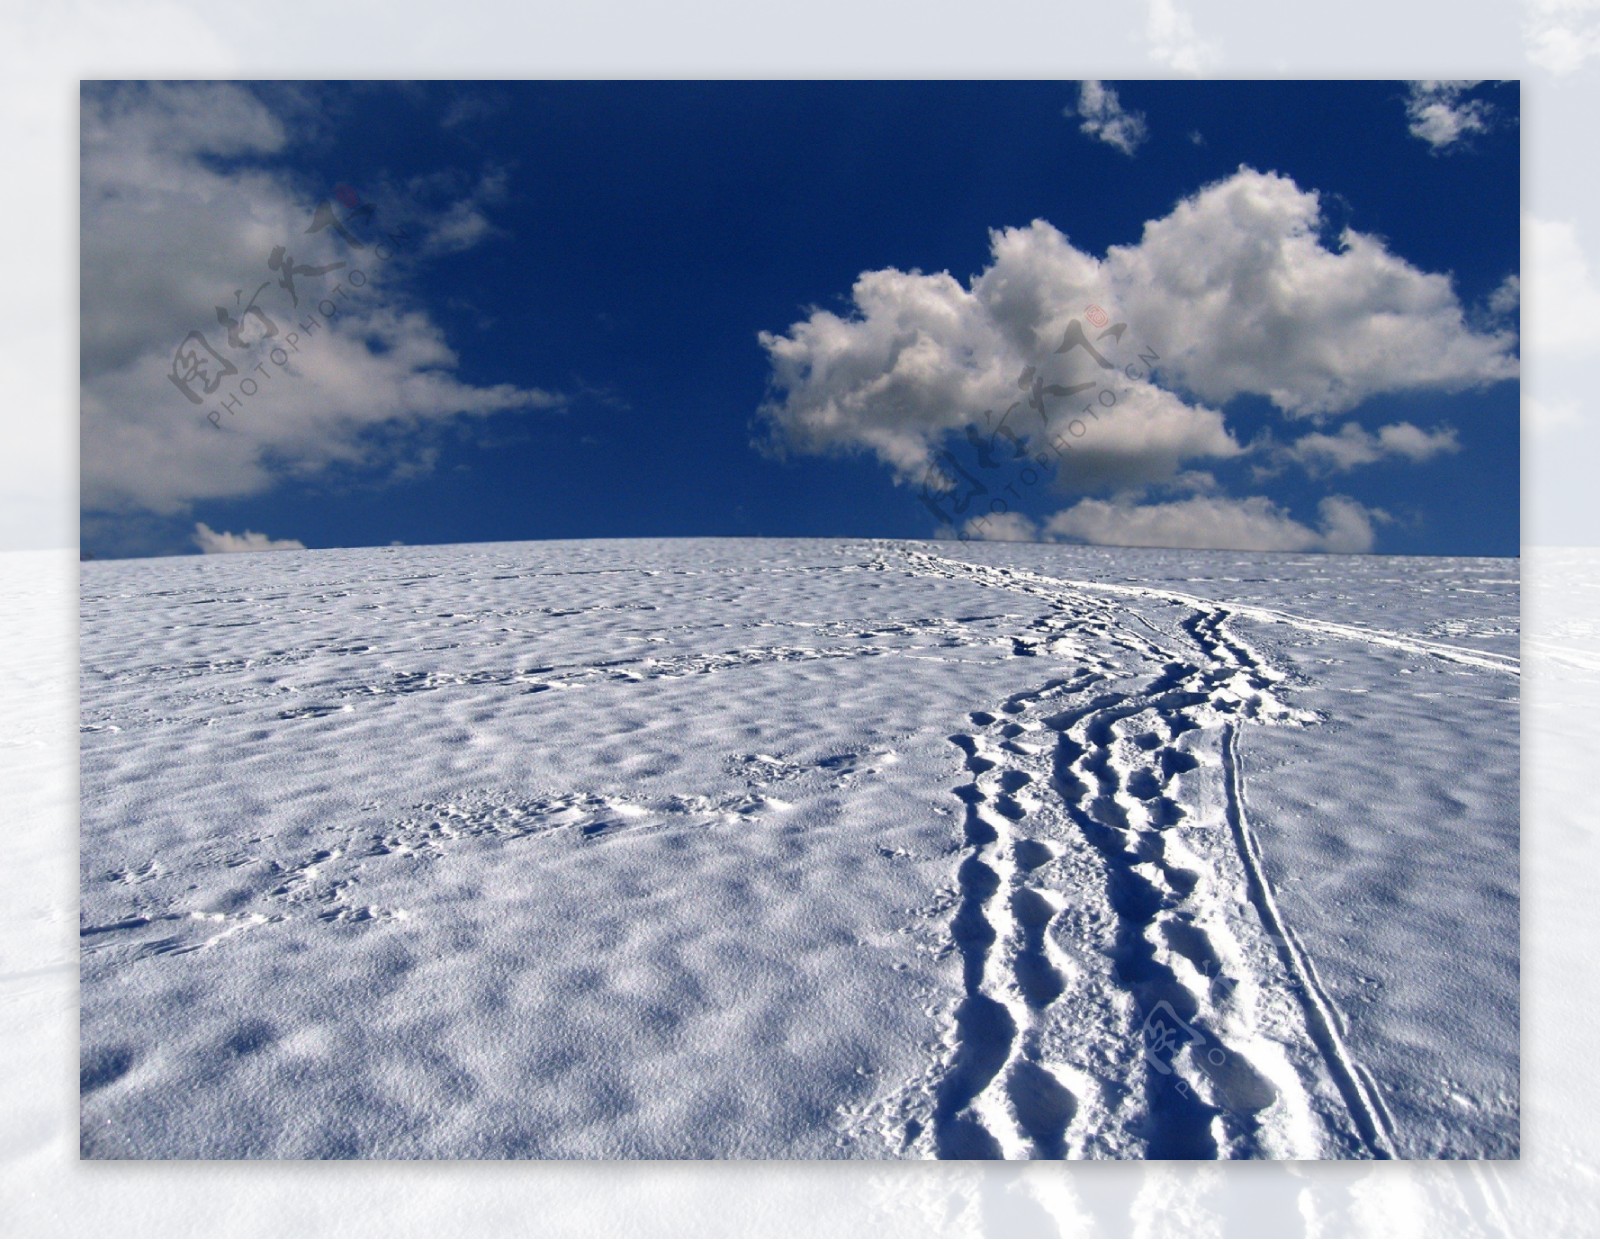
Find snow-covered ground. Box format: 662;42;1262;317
75;538;1517;1162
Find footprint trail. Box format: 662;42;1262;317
881;543;1394;1160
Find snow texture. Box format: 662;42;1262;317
76;538;1517;1161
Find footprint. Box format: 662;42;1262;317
1162;916;1223;980
1012;838;1057;873
1159;748;1200;781
1009;885;1054;926
1194;1042;1279;1115
1006;1060;1077;1158
1126;768;1162;800
992;794;1027;822
1145;797;1185;829
997;770;1033;793
949;735;996;774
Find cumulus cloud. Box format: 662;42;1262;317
757;244;1241;494
80;83;560;517
1281;421;1461;474
757;166;1517;498
193;522;305;554
1042;494;1384;553
1104;169;1517;414
1074;81;1148;156
1405;81;1493;150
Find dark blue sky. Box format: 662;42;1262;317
95;80;1520;557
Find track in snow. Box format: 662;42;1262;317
78;538;1517;1161
882;543;1403;1160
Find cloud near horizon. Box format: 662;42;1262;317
80;83;561;518
193;522;306;553
963;494;1386;554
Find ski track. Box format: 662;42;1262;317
901;546;1519;677
877;543;1408;1160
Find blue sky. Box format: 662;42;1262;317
79;79;1520;558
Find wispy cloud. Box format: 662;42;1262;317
1074;81;1149;156
401;165;512;257
440;90;509;129
1278;422;1461;475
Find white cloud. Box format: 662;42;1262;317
757;167;1516;495
192;522;305;554
440;91;508;130
1282;421;1461;473
1144;0;1220;75
1490;273;1520;316
424;200;495;254
410;167;510;257
1525;0;1600;75
757;243;1241;493
1043;494;1384;553
1405;81;1493;151
1074;81;1148;156
1526;216;1600;355
80;83;561;517
961;512;1040;543
1104;169;1518;414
